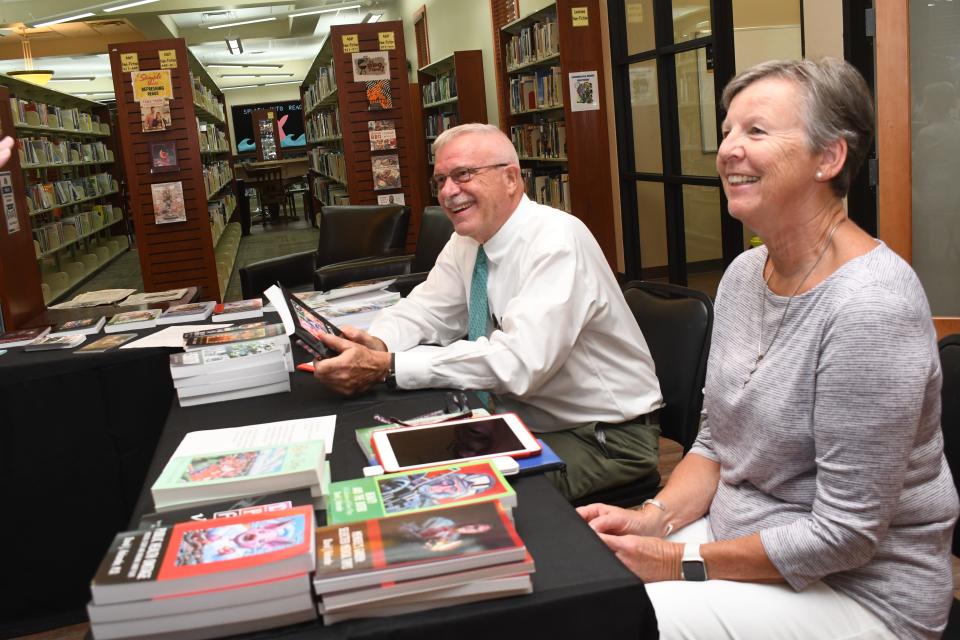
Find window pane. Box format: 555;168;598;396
629;60;662;173
731;0;801;73
910;0;960;315
682;184;723;298
636;180;667;271
673;1;711;45
626;0;656;55
675;48;718;176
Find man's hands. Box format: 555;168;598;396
578;502;681;582
312;326;391;395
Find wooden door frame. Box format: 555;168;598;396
875;3;960;338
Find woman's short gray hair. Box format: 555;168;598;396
432;122;520;165
720;57;874;198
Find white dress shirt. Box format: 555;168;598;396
369;196;663;431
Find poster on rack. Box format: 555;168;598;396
352;51;391;81
367;119;397;151
377;193;404;206
151;181;186;224
371;154;401;191
366;80;393;110
568;71;600;112
0;172;20;234
131;69;174;101
140;98;172;131
150;141;179;173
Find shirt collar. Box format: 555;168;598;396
482;195;529;264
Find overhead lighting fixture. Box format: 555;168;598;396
222;84;258;90
9;29;53;85
367;13;383;23
220;73;293;78
290;5;361;18
208;16;276;30
104;0;160;12
226;39;243;54
263;80;301;86
207;63;283;69
219;74;257;78
48;76;96;82
32;12;95;28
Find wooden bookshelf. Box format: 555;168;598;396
495;0;616;267
418;50;487;201
300;21;424;250
0;75;129;328
108;38;238;302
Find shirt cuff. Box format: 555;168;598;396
394;349;434;389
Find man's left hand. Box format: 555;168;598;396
312;332;391;395
596;533;683;583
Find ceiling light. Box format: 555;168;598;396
220;74;257;78
263;81;301;86
48;76;96;82
208;17;276;30
290;5;361;18
222;84;258;90
32;12;96;28
226;39;243;54
220;73;293;78
367;13;383;23
9;70;55;85
104;0;160;12
207;63;283;69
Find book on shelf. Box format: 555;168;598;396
158;302;217;325
211;299;263;322
313;500;526;595
89;505;317;605
22;334;86;351
326;460;517;525
105;309;162;333
0;326;51;348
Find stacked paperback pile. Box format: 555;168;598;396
170;324;292;407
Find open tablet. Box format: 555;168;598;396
371;413;541;473
277;282;343;359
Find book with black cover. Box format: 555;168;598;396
278;283;342;359
0;326;50;347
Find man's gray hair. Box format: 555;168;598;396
720;57;874;199
432;122;520;165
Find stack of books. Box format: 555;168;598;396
170;328;293;407
295;280;401;330
87;505;318;640
313;500;533;624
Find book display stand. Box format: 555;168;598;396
300;21;424;250
0;76;129;328
252;108;283;162
494;0;616;267
417;50;487;202
108;38;239;302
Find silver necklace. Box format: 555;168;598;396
747;217;846;382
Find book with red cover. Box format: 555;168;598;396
313;500;526;594
90;505;316;605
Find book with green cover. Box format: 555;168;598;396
326;460;516;525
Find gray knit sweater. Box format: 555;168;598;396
691;242;959;639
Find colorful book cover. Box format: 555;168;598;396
140;98;171;132
365;80;393;110
0;326;50;347
160;301;215;321
367;119;397;151
169;339;285;377
23;334;85;351
138;488;315;530
52;316;105;335
91;505;315;605
183;323;286;347
213;299;264;321
151;181;186;224
105;309;162;328
327;461;515;525
314;501;524;593
371;154;401;191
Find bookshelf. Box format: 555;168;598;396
495;0;616;267
0;75;128;328
108;38;239;302
418;50;487;201
300;21;424;249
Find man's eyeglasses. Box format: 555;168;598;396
432;164;508;190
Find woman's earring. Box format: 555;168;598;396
816;170;823;180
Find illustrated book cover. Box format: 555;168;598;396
50;316;105;336
367;119;397;151
371;154;401;191
365;79;393;110
157;301;216;325
104;309;162;333
0;325;50;347
212;299;264;322
77;333;138;353
151;181;186;224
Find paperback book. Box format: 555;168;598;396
371;154;401;191
0;326;50;347
77;333;138;353
169;339;288;379
326;460;516;525
183;323;287;350
158;301;216;325
365;79;393;110
367;119;397;151
49;316;105;336
151;181;186;224
23;334;86;351
211;299;263;322
105;309;162;333
138;488;315;530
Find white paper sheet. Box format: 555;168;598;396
119;324;232;348
171;415;338;457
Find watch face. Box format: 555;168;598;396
682;560;707;582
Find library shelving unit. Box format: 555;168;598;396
108;38;238;302
495;0;616;266
300;21;424;249
418;50;487;201
0;74;128;328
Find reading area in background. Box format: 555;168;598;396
231;101;306;155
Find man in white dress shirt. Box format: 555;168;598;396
313;123;663;500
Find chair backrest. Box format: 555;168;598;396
316;204;410;267
411;206;454;273
622;280;713;451
249;167;285;204
938;334;960;555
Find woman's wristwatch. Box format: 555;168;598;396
385;352;397;389
681;543;708;581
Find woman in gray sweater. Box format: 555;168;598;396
579;58;959;639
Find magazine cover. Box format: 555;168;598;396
366;80;393;110
327;461;515;525
371;154;401;191
367;120;397;151
151;181;186;224
140;98;172;131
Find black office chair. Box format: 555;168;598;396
572;281;714;508
313;206;453;295
239;204;409;299
937;335;960;638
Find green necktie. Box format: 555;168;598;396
468;245;490;341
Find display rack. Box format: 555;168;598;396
495;0;616;266
300;21;424;249
417;50;487;201
109;38;238;302
0;74;129;328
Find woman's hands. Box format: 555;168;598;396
577;502;669;537
578;503;682;582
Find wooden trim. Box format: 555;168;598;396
935;319;960;342
875;2;911;262
413;6;430;68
